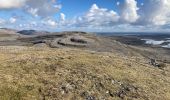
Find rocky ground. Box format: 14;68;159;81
0;29;170;100
0;46;169;100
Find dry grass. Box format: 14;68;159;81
0;46;169;100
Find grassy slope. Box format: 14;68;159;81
0;46;169;100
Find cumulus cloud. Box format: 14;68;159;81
42;18;57;27
0;18;6;24
60;13;66;21
120;0;139;23
47;20;57;26
0;0;26;9
116;2;120;6
1;0;170;31
25;0;61;17
27;8;38;17
76;4;119;27
58;3;140;30
0;0;61;17
9;17;17;23
70;0;170;30
139;0;170;26
67;1;140;29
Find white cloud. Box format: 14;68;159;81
0;18;6;24
68;0;170;31
57;3;140;30
0;0;26;9
0;0;61;17
139;0;170;26
42;18;57;27
27;8;38;17
65;2;140;29
47;20;57;26
120;0;139;23
2;0;170;31
60;13;66;21
116;2;120;6
76;4;119;27
25;0;61;17
9;17;17;23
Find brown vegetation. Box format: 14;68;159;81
0;46;169;100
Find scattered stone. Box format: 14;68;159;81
61;86;68;94
117;84;139;99
70;36;88;44
150;59;157;66
149;58;166;69
157;63;166;69
109;91;114;97
86;95;95;100
81;91;89;98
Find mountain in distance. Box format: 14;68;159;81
17;30;50;35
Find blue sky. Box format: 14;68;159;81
0;0;170;32
59;0;144;17
59;0;120;17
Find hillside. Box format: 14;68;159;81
0;46;170;100
0;30;170;99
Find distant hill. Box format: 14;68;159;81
0;28;18;35
17;30;50;35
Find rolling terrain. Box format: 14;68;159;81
0;29;170;100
